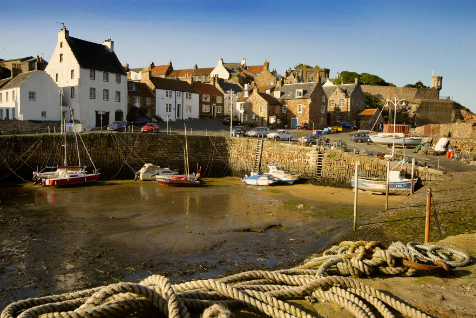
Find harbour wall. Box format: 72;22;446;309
0;134;442;186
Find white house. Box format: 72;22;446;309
146;77;199;121
0;71;59;121
45;27;127;130
210;58;246;81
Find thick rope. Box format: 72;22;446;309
1;241;471;318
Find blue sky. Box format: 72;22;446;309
2;0;475;112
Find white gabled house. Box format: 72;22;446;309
45;27;127;130
0;71;59;121
146;77;199;121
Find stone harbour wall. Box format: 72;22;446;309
0;134;442;186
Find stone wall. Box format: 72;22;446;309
361;85;439;102
0;120;60;134
0;134;442;185
415;122;476;138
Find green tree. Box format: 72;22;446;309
294;64;313;70
404;80;428;88
334;71;359;84
360;73;387;86
364;93;383;109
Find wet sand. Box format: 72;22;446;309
0;178;405;310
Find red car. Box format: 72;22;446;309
141;123;160;133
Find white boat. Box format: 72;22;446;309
242;172;279;186
351;170;417;195
134;163;179;181
267;165;299;184
369;133;422;147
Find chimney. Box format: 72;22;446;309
219;58;224;65
315;74;321;85
264;60;269;71
241;58;246;67
102;37;114;52
194;63;197;71
58;27;69;42
355;77;360;85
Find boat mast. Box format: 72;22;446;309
184;124;189;176
69;106;81;166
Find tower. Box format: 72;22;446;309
431;76;443;91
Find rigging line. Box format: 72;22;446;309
0;136;44;173
114;133;145;168
111;134;137;173
77;133;98;172
0;151;32;183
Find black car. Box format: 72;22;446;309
107;121;127;132
129;118;150;126
223;117;241;125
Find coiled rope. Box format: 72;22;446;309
1;241;471;318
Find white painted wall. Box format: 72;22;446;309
155;89;199;121
210;59;230;80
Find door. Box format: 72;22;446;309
95;110;110;127
291;118;298;128
176;104;180;119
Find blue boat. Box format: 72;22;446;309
351;170;417;195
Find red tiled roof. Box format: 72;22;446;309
167;69;193;78
193;82;223;96
128;81;155;97
151;65;169;76
247;65;264;74
351;108;379;121
193;68;214;76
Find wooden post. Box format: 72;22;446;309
353;161;359;231
385;161;390;211
425;188;431;243
411;158;415;194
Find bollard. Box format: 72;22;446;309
425;189;431;243
353;161;359;231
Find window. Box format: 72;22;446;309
41;111;46;118
298;104;303;113
322;95;325;102
203;95;210;101
103;89;109;101
89;88;96;99
356;101;359;107
71;87;75;98
60;54;63;62
71;70;74;79
12;91;15;101
216;106;222;113
146;98;150;105
216;96;222;103
90;70;95;80
135;97;140;106
296;89;303;97
103;72;109;82
195;76;199;81
115;91;120;102
29;91;36;101
5;92;8;102
202;76;205;81
321;105;326;114
60;42;63;48
320;118;324;124
340;99;344;107
266;89;271;94
166;104;172;112
177;92;181;98
166;90;172;98
202;105;210;112
0;92;2;103
283;105;287;113
330;100;334;108
11;108;14;119
56;74;58;82
276;106;280;114
186;93;191;99
116;75;121;84
186;105;192;114
259;106;263;114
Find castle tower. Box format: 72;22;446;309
431;76;443;91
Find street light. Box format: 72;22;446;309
384;97;407;159
227;90;236;137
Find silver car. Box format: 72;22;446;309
246;127;270;138
267;130;293;140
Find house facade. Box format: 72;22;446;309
146;77;199;121
323;78;365;126
45;27;128;130
0;70;59;121
127;81;156;120
241;86;283;128
193;82;224;118
1;56;48;78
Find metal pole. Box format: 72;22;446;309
425;188;431;243
385;161;390;210
353;161;359;231
411;158;415;194
392;98;397;159
166;115;169;134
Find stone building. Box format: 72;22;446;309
323;78;365;126
350;108;385;131
193;82;224;118
274;77;327;130
241;86;283;128
283;64;330;84
192;65;214;83
127;81;156;120
151;62;173;78
253;60;278;87
0;56;48;78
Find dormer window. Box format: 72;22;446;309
266;89;271;94
296;89;303;97
274;91;281;98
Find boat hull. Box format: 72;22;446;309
351;177;417;194
242;173;278;186
157;179;203;187
369;134;422;146
41;173;100;186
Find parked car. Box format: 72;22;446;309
130;118;150;126
232;126;246;136
223;117;241;125
267;130;293;140
298;134;317;145
141;123;160;133
107;121;127;132
351;132;371;143
338;121;358;129
246;127;270;138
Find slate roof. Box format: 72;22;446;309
0;77;11;89
323;83;357;97
167;69;193;78
193;68;214;76
219;82;242;95
192;82;223;96
223;63;242;73
66;37;126;75
148;77;198;93
1;56;34;63
258;92;281;105
0;71;36;90
276;83;317;100
128;81;155;97
351;108;379;121
151;65;169;76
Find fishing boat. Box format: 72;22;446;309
266;165;299;184
351;170;417;194
32;107;99;186
134;163;179;181
242;172;279;186
157;124;204;187
368;132;422;147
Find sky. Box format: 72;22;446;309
2;0;476;112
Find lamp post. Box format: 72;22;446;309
59;88;64;133
166;114;170;134
384;97;407;159
227;90;236;137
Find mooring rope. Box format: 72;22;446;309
1;241;471;318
